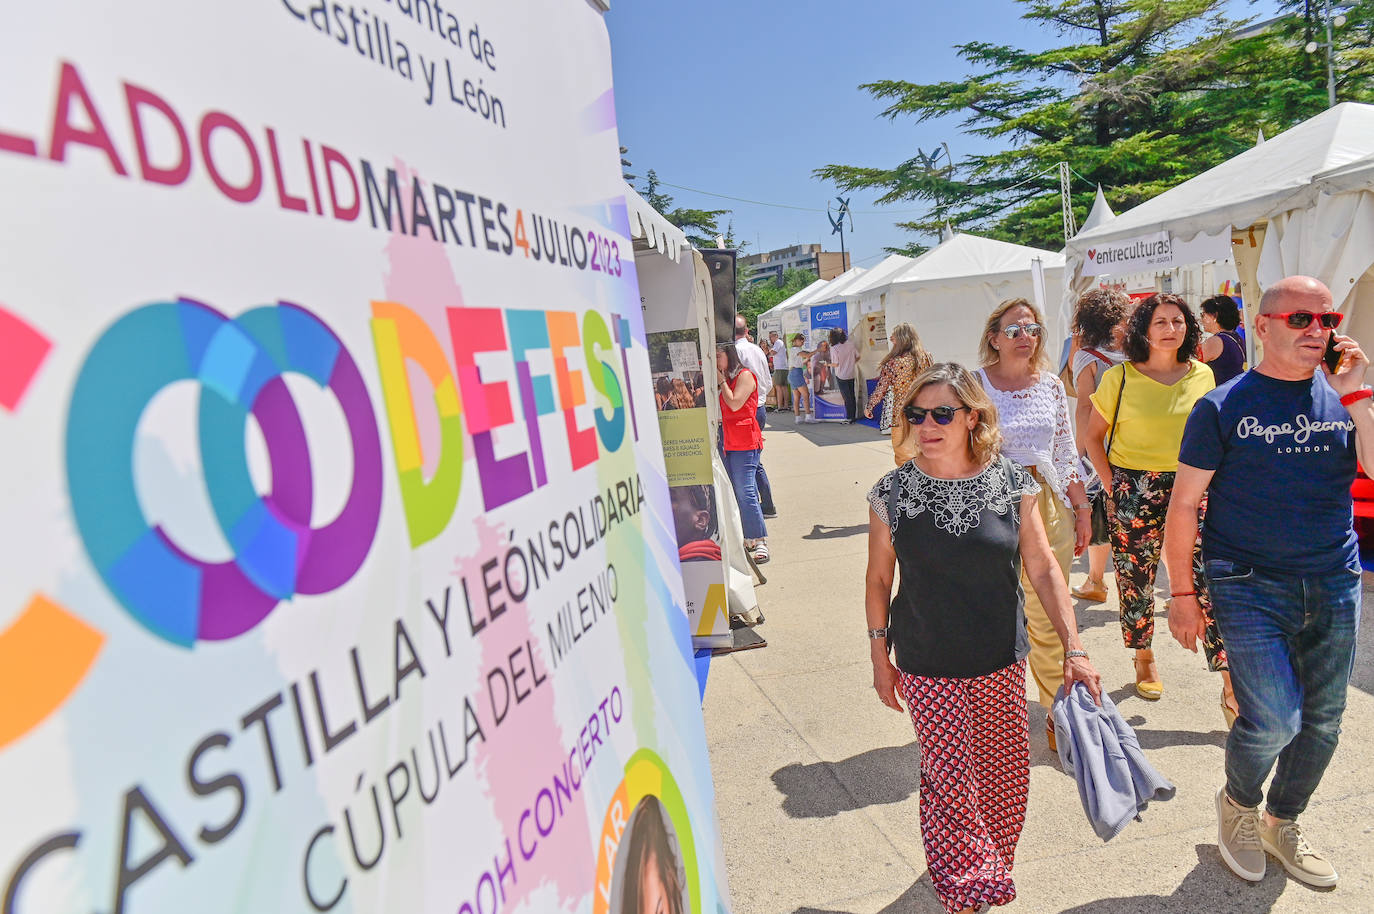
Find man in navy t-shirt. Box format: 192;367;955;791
1162;276;1374;888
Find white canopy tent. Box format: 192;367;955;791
756;278;828;337
625;183;691;263
1065;102;1374;349
849;254;918;315
768;266;869;348
877;232;1065;369
840;254;917;378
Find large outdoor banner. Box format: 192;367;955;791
0;4;730;914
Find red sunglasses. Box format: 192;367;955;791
1263;310;1344;330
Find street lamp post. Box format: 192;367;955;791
1305;0;1347;108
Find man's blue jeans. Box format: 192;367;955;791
723;448;767;541
1204;557;1361;820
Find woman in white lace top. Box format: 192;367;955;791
976;298;1090;749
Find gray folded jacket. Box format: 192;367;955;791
1051;682;1176;841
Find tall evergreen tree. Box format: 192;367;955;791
638;169;730;249
816;0;1374;251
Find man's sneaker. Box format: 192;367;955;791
762;509;778;519
1216;787;1266;881
1261;817;1338;887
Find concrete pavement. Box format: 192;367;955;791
703;414;1374;913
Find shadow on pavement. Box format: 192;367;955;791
793;873;943;914
771;743;921;818
794;845;1292;913
1059;844;1290;912
803;523;869;540
1073;604;1120;632
770;422;890;448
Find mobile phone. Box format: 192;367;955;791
1324;332;1343;373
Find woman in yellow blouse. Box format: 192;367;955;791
1084;293;1234;723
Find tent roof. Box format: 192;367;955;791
885;232;1063;290
1312;151;1374;195
846;254;916;296
768;268;869;317
624;183;689;262
799;266;867;304
758;278;829;319
1069;102;1374;250
1080;186;1116;232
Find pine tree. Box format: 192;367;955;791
638;170;730;249
815;0;1373;250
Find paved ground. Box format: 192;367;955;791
702;414;1374;914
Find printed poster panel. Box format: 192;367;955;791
649;330;710;485
636;253;730;650
809;302;848;421
0;4;730;914
866;311;888;348
781;307;808;349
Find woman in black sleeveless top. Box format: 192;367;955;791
864;363;1102;914
1200;295;1246;385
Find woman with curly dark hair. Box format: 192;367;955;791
1083;294;1234;724
1069;289;1131;604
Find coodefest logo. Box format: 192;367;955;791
66;299;385;645
52;291;641;651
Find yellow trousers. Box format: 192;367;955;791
1021;469;1073;708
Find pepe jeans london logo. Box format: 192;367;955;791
1236;414;1354;453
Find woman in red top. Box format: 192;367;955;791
717;343;769;563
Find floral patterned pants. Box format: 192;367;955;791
1107;466;1227;671
899;661;1028;914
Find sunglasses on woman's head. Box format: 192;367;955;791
903;404;970;425
1000;323;1042;339
1264;310;1344;330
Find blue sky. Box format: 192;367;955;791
606;0;1276;266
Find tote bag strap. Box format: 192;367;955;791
1105;366;1126;461
886;469;902;538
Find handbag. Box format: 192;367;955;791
1089;489;1111;545
879;387;895;433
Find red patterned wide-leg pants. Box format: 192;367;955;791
898;660;1029;914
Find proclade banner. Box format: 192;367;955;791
0;3;729;913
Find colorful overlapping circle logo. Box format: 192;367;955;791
65;298;383;646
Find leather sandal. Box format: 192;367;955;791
1046;717;1058;754
1222;688;1239;728
1071;578;1108;603
1133;654;1163;700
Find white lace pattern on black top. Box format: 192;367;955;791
867;461;1040;537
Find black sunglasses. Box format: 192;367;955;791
903;404;971;425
